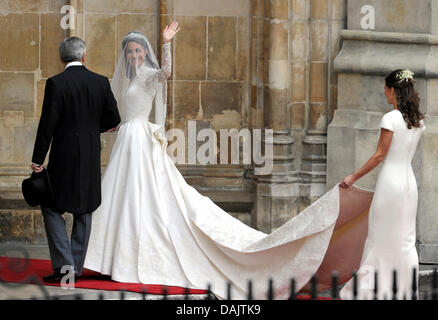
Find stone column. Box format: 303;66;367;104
254;0;299;233
300;0;346;203
329;0;438;263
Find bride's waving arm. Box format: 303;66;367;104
158;42;172;81
158;21;180;81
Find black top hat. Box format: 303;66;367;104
22;169;55;208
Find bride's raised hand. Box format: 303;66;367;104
163;21;181;43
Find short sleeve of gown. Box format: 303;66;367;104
380;112;394;132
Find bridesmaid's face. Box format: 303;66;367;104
125;42;147;68
384;85;396;105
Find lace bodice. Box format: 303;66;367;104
119;42;171;124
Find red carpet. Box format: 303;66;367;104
0;256;333;299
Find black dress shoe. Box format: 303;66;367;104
42;270;64;283
43;266;76;283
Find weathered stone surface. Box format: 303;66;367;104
337;73;427;112
130;0;158;13
85;14;115;78
290;22;309;60
270;0;289;20
290;103;306;129
201;82;242;119
237;17;250;81
331;0;346;20
310;21;329;61
41;13;68;78
0;14;39;71
309;62;327;102
269;22;288;60
309;103;327;130
6;0;48;12
207;17;236;81
211;110;242;131
310;0;329;20
116;14;158;61
291;0;309;21
172;81;200;120
84;0;129;13
0;73;34;118
48;0;69;12
174;16;206;80
290;62;307;102
4;111;24;129
348;0;434;34
173;0;250;16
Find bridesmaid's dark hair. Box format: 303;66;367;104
385;69;425;129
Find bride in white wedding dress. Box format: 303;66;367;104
83;24;424;300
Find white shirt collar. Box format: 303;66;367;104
65;61;83;69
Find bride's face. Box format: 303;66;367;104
125;41;147;69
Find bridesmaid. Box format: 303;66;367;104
339;69;426;299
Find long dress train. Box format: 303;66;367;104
83;41;423;300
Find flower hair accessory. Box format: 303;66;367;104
396;69;414;83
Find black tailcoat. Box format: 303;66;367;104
32;65;121;214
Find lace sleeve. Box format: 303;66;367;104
158;42;172;82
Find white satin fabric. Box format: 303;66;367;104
340;109;425;300
83;111;344;299
83;41;347;298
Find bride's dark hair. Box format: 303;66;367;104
385;69;425;129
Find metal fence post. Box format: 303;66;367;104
268;278;274;300
289;278;296;300
331;271;339;300
392;270;398;300
247;280;253;300
412;268;417;300
311;275;317;300
352;271;358;300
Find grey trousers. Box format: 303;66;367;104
40;206;92;276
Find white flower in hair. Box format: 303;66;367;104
396;69;414;82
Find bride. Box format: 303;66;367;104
83;23;423;300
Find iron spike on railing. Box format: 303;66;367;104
162;286;168;300
352;270;358;300
412;268;417;300
289;278;296;300
206;284;212;300
142;288;147;300
331;271;339;300
268;278;274;300
373;271;378;300
247;280;253;300
227;282;232;300
185;285;190;300
311;274;317;300
392;270;398;300
98;292;104;300
120;290;125;300
432;268;438;300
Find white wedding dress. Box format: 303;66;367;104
83;40;423;300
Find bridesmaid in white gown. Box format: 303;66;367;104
339;69;426;300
